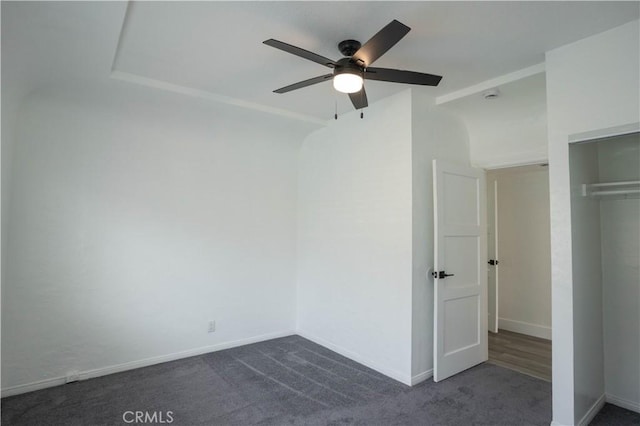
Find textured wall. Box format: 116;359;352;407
598;134;640;411
297;91;414;384
2;84;315;392
546;19;640;425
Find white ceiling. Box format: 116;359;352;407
444;73;547;123
443;73;549;168
3;1;639;122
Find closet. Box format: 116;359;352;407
569;132;639;413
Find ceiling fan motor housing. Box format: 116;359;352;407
338;39;362;57
334;57;363;77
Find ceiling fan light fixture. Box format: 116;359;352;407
333;72;363;94
264;20;442;111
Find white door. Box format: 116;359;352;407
487;179;499;333
433;159;487;382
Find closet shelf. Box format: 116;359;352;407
582;180;640;197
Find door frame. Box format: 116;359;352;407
487;178;499;333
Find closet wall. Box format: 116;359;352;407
569;133;640;414
598;134;640;411
569;141;604;418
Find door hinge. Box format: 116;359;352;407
488;259;499;265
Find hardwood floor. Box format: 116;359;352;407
488;330;552;382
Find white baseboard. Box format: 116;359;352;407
296;329;412;386
498;317;552;340
577;393;606;426
1;376;68;399
606;393;640;413
1;330;295;398
488;313;498;333
411;369;433;386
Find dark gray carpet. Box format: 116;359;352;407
3;335;554;425
590;403;640;426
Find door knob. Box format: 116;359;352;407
431;271;455;279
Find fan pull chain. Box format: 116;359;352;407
360;76;365;119
334;98;338;120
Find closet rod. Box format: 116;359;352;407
590;189;640;196
582;180;640;197
589;180;640;188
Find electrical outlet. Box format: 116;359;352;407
208;320;216;333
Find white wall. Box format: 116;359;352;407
487;166;551;340
598;134;640;412
568;142;605;423
1;83;21;298
1;82;318;393
410;91;470;378
545;19;640;426
296;91;414;384
296;89;471;385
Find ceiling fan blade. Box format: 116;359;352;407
365;67;442;86
273;74;333;94
348;87;368;110
352;20;410;67
263;39;336;68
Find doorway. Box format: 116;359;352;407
486;164;552;381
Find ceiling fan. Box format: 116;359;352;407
263;20;442;111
